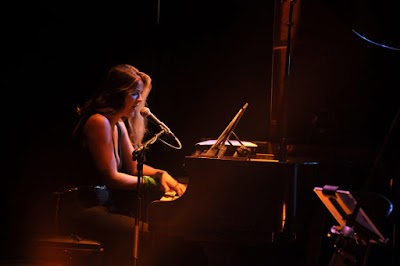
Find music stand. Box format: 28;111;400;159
204;102;249;157
314;185;388;265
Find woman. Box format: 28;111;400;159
66;64;186;265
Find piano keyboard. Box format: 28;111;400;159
160;191;179;201
159;183;187;201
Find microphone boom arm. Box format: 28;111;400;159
132;129;166;160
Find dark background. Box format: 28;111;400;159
2;0;399;263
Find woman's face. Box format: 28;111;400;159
122;79;144;117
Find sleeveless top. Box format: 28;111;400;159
69;114;139;217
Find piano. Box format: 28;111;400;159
147;155;319;245
145;104;322;266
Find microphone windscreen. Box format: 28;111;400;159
140;107;151;117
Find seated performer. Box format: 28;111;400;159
64;63;186;265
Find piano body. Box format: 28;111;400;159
147;154;319;246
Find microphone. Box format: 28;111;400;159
140;107;174;136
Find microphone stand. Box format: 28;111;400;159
131;129;166;266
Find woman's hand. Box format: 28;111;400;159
158;171;186;197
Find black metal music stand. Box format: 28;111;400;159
314;185;388;266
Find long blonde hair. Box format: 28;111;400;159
75;64;152;147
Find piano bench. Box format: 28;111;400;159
31;234;104;266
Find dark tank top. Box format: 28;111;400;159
70;115;138;217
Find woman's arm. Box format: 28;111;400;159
83;115;141;189
118;120;186;196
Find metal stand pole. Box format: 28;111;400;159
131;130;165;266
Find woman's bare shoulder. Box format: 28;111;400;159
85;114;111;131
